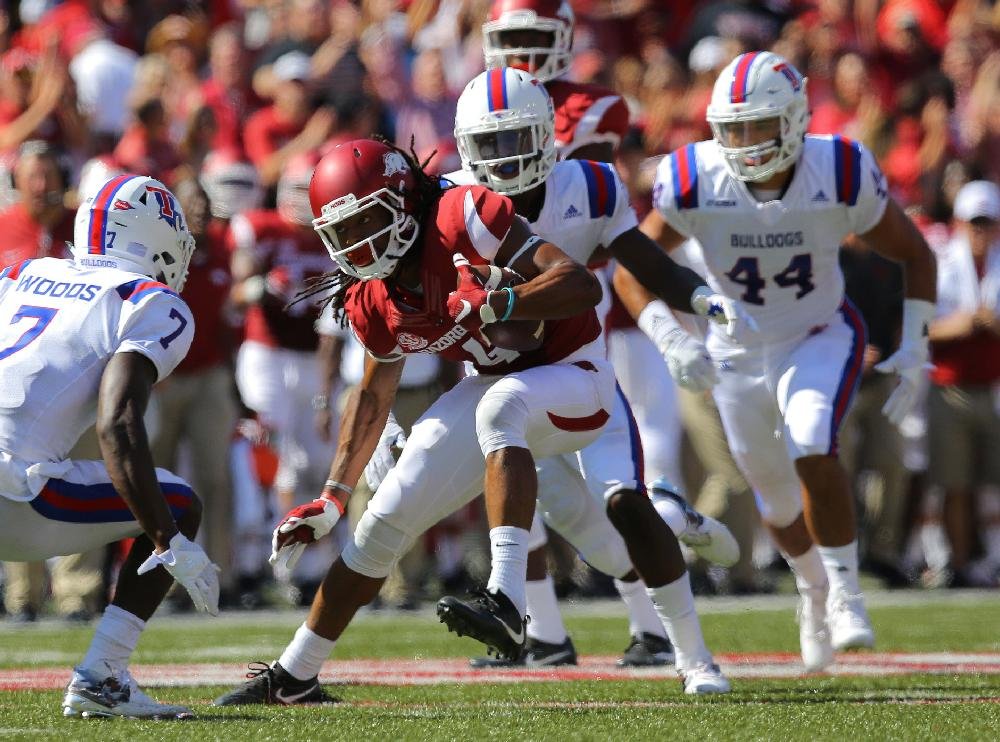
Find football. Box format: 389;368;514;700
463;263;545;351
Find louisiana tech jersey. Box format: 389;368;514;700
446;160;637;266
0;257;194;475
546;80;629;159
653;135;888;346
345;185;600;374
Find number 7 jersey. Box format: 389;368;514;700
0;257;194;468
652;135;888;346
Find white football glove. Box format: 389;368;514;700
874;299;935;427
874;345;930;426
664;331;719;392
137;532;221;616
364;413;407;491
269;496;344;571
637;299;719;391
691;286;759;343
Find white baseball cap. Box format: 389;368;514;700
954;180;1000;222
272;51;312;83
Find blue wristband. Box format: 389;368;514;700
500;287;516;322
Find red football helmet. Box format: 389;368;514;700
199;148;263;220
483;0;574;83
278;149;320;227
309;139;419;281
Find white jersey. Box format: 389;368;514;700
445;159;638;265
652;135;888;346
0;258;194;485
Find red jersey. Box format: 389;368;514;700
0;203;74;268
546;79;629;159
345;186;600;375
244;106;302;170
177;218;236;373
227;209;330;351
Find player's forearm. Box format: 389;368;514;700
505;260;602;320
901;245;937;303
97;410;178;551
325;363;402;506
612;262;658;320
613;243;705;313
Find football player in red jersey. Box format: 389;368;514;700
483;0;629;162
215;137;745;705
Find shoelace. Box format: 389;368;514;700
245;661;275;681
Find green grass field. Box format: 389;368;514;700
0;591;998;741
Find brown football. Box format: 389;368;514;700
463;264;545;352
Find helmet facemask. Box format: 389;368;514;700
456;108;555;195
483;16;572;82
312;188;417;280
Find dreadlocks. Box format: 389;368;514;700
294;136;452;327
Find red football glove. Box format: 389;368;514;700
446;255;494;332
269;495;344;570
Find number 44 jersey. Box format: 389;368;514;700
0;257;194;467
653;134;888;347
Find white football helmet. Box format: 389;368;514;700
200;150;263;220
454;67;556;195
706;51;810;182
483;0;574;83
72;174;195;292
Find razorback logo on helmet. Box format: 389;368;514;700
383;152;409;178
145;184;184;231
396;332;428;351
113;199;134;211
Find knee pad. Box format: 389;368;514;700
752;488;802;529
475;387;530;455
572;522;633;578
341;511;416;579
784;390;835;458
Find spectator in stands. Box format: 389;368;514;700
244;51;334;189
200;23;256;152
144;14;210;142
927;181;1000;587
0;142;72;267
66;18;138;151
394;48;458;154
113;97;182;184
252;0;330;101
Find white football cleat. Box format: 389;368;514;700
63;665;193;719
827;592;876;651
680;662;731;695
649;479;740;567
797;594;834;672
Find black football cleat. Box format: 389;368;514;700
437;587;527;661
213;662;337;706
469;636;578;668
617;632;675;667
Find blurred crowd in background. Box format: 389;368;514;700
1;0;999;621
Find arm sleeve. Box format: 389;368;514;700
344;284;403;362
115;291;195;381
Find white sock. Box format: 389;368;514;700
817;541;862;597
650;494;686;538
786;546;829;602
278;623;336;681
524;576;567;644
80;605;145;675
487;526;530;616
646;572;712;671
614;577;667;639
